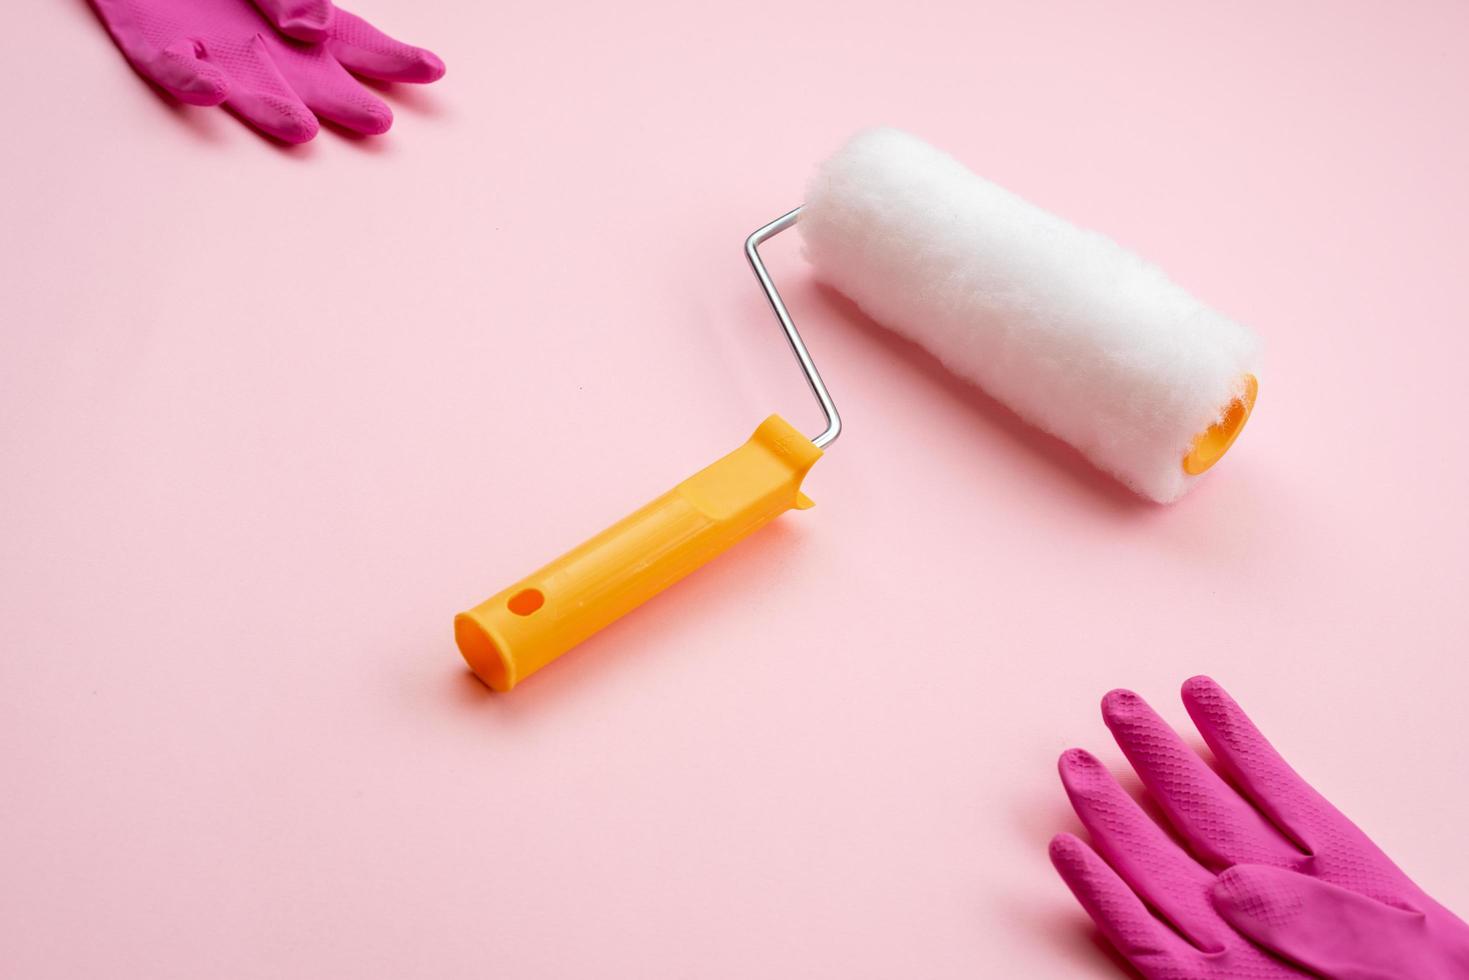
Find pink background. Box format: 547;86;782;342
4;1;1467;977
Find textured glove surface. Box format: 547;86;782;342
92;0;444;142
1050;677;1469;979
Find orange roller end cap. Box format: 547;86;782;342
1183;374;1258;476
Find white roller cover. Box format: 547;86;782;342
800;127;1261;502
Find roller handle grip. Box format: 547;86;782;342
455;415;822;691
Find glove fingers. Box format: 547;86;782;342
147;38;230;106
1181;677;1329;849
251;0;336;42
275;52;392;135
223;35;319;144
325;9;445;83
1059;749;1231;953
1213;864;1426;978
1103;689;1304;869
1049;833;1189;978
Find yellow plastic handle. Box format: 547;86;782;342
455;415;822;691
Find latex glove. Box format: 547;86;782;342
91;0;445;142
1049;676;1469;979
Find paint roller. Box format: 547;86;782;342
455;127;1260;690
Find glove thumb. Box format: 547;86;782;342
1213;864;1426;980
251;0;336;42
148;38;229;106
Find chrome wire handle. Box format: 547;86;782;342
745;207;842;450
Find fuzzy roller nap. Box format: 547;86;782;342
801;127;1261;502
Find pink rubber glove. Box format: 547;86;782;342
1050;677;1469;979
91;0;444;142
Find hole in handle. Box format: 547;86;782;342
507;588;544;616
